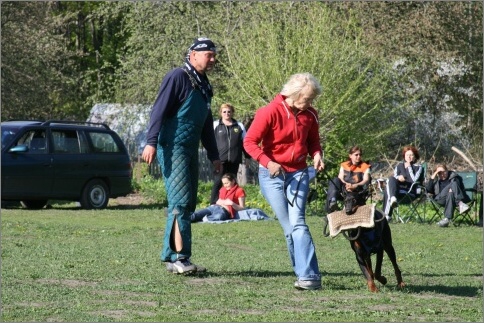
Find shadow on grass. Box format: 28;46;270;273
1;201;167;210
107;204;167;210
197;270;296;278
188;270;376;280
404;284;481;297
187;269;482;297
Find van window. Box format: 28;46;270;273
88;132;121;153
52;130;88;154
17;130;47;154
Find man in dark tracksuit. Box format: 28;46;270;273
142;38;221;274
426;163;470;227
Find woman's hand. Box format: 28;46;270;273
217;198;233;206
267;161;282;178
313;153;325;172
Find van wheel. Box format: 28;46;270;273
20;200;47;209
80;179;109;209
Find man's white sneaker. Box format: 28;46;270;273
390;196;398;208
437;217;450;227
171;259;197;274
166;259;206;274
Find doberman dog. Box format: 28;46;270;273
342;192;406;292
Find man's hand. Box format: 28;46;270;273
142;145;156;165
213;160;222;174
345;183;357;191
432;166;446;179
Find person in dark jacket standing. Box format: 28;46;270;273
426;163;470;227
210;103;247;204
142;37;221;274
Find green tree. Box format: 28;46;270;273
219;2;403;167
1;2;69;120
51;1;128;116
338;1;483;160
113;1;227;104
3;1;480;166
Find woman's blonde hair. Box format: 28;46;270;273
219;103;235;115
280;73;322;100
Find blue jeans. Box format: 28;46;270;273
258;166;321;281
191;205;229;222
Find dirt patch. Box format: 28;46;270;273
36;278;98;287
109;193;147;206
89;310;155;320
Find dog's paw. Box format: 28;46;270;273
376;275;387;285
397;281;406;289
367;281;379;292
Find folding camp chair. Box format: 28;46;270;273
392;181;427;223
373;176;426;223
389;162;428;223
427;171;478;226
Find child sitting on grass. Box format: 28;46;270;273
191;173;246;222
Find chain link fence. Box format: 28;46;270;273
126;141;258;184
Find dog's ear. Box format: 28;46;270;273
352;205;359;214
345;204;359;215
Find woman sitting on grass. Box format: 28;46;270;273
190;173;246;222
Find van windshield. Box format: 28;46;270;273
1;127;18;150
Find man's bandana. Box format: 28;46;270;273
188;37;217;53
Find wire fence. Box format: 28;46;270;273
126;141;259;184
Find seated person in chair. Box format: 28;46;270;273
326;145;371;213
383;145;424;222
191;173;246;222
425;163;470;227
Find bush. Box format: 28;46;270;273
132;162;272;213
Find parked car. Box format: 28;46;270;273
1;120;133;209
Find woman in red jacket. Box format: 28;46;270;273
243;73;325;290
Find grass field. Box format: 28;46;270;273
1;200;483;322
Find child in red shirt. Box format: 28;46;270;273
191;173;246;222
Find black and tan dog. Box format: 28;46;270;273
333;192;406;292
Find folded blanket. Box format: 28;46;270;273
201;208;272;223
327;204;375;238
